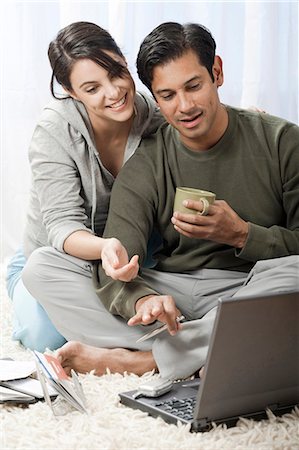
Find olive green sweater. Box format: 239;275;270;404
95;106;299;320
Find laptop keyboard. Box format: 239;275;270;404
155;396;196;421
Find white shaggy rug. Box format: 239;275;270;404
1;265;299;450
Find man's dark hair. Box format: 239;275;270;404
48;21;128;98
136;22;216;92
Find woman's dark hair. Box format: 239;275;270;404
48;21;127;98
136;22;216;93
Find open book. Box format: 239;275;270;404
33;351;87;414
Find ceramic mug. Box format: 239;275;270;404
173;187;216;215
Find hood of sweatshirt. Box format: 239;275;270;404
43;91;161;152
39;92;163;235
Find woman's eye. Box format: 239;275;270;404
86;87;97;94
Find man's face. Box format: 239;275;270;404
151;50;227;151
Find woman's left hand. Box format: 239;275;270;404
101;238;139;281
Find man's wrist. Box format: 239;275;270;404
235;221;249;249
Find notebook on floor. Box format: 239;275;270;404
119;290;299;432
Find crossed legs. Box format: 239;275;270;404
22;248;299;380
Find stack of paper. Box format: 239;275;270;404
0;359;58;400
0;385;36;404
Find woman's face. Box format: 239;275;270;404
68;54;135;125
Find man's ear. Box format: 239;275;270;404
212;55;224;87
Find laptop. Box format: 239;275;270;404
119;291;299;432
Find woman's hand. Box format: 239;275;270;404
101;238;139;281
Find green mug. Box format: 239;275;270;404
173;187;216;215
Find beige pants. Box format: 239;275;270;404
22;248;299;380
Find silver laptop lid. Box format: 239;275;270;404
194;291;299;427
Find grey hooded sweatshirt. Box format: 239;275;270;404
23;92;164;257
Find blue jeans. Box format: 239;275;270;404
6;248;67;351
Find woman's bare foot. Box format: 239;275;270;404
56;341;157;376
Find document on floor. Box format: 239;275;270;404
0;358;58;402
0;359;36;381
33;350;87;414
0;385;36;404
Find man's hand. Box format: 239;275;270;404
101;238;139;281
128;295;182;335
171;199;249;248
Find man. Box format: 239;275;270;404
25;22;299;380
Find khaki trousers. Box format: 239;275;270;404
22;248;299;380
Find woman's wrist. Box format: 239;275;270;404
64;231;106;260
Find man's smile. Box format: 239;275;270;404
178;111;203;128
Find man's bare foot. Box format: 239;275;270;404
56;341;157;376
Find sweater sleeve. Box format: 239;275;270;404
29;122;93;251
95;149;161;320
237;123;299;261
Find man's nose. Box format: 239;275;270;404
177;92;195;113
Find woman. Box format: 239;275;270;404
6;21;164;353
